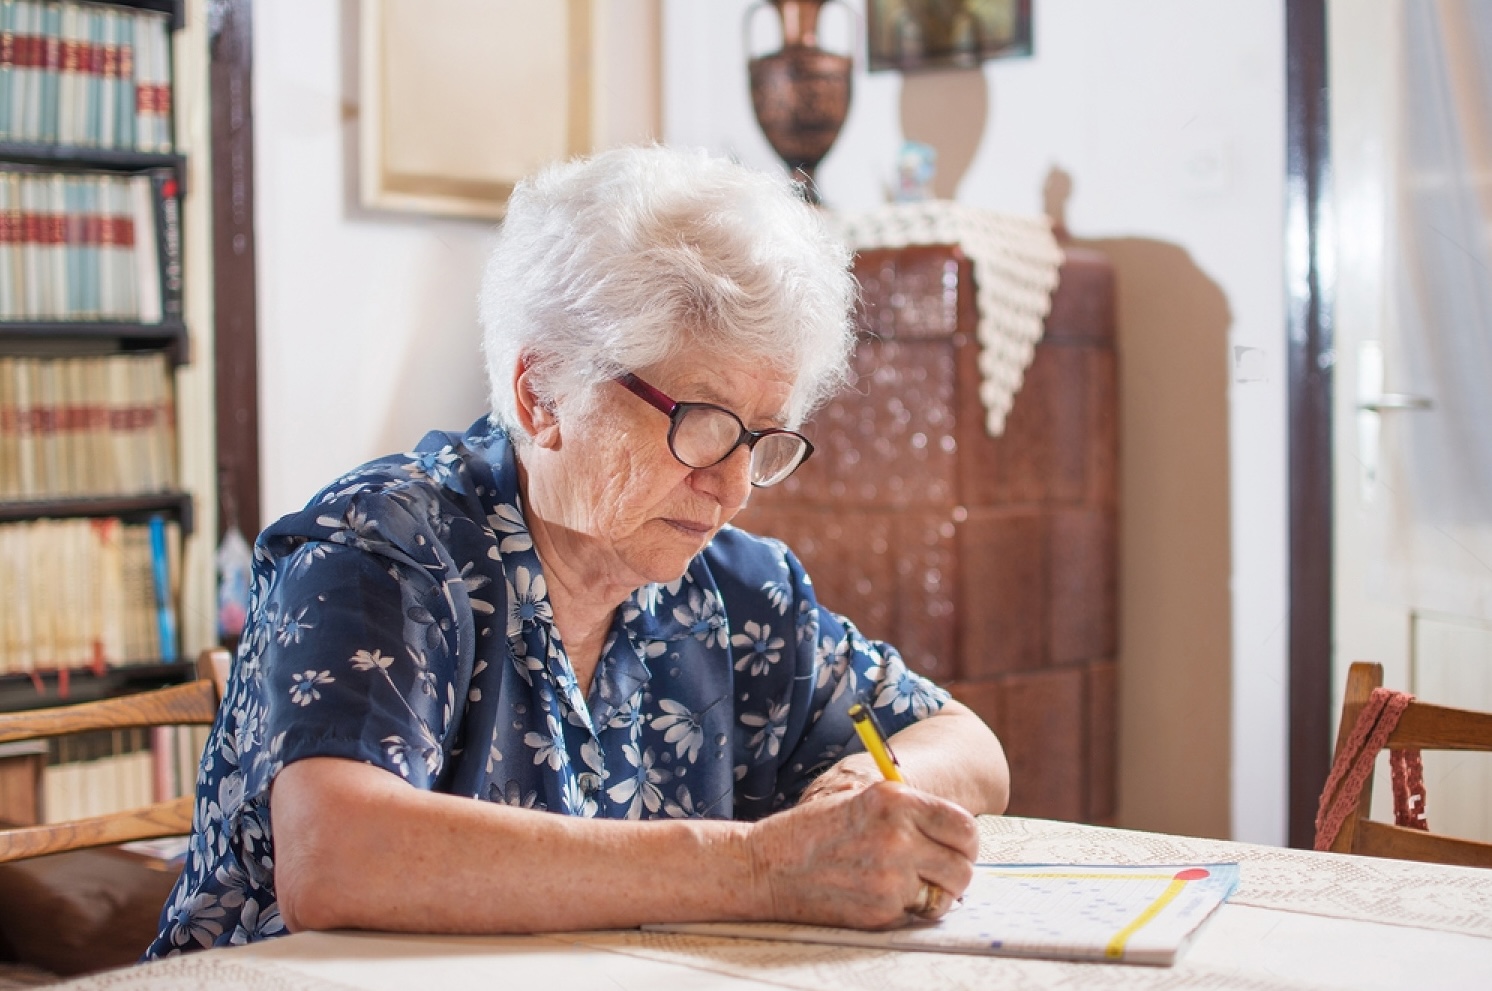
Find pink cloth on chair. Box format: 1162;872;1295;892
1314;687;1428;852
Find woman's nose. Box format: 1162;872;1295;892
692;444;754;510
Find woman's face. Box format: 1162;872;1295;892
525;353;795;591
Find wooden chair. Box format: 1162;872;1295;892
0;648;227;864
1323;661;1492;868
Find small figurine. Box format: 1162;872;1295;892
891;140;937;202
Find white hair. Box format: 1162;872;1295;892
478;145;856;435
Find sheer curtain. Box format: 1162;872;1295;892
1397;0;1492;523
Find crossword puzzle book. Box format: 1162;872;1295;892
647;862;1241;967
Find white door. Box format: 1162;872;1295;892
1330;0;1492;842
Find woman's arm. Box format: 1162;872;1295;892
796;700;1010;815
271;755;979;936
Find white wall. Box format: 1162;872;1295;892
666;0;1289;843
254;0;661;523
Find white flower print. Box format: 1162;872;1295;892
167;891;230;947
873;660;939;719
731;620;785;677
662;783;698;818
287;540;333;577
318;502;380;544
740;700;790;759
274;605;313;646
490;779;539;808
561;771;599;817
506;566;553;637
525;715;566;770
761;579;792;615
796;597;818;645
652;699;705;763
349;649;394;672
488;501;533;554
606;743;669;818
458;560;495;615
288;669;333;706
403;445;460;485
673;586;727;648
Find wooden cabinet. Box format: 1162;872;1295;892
736;242;1118;823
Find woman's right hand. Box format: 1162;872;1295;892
744;780;980;929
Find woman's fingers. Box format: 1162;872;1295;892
748;780;979;929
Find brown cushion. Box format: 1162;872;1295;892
0;847;180;977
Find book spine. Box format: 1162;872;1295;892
148;513;176;661
150;167;180;322
114;4;130;149
37;0;55;144
98;7;116;149
0;0;14;142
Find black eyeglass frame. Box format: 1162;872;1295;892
613;372;815;487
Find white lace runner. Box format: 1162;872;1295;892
829;203;1065;436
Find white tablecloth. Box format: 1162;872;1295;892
48;817;1492;991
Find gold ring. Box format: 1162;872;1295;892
910;881;941;917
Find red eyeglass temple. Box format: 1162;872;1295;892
615;373;677;415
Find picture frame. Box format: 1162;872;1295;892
866;0;1033;73
358;0;594;220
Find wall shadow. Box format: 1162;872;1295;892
899;67;987;199
1046;167;1236;839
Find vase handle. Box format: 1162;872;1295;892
744;1;859;62
742;1;776;62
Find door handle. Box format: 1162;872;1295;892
1356;342;1434;502
1359;393;1433;412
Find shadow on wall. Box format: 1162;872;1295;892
899;68;987;199
1045;167;1236;840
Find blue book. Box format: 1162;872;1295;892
148;514;177;662
115;8;131;148
38;1;58;143
0;1;15;140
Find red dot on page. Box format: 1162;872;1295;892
1174;868;1210;881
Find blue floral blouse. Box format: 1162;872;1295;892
146;418;950;956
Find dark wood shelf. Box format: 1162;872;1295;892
0;320;188;364
0;144;187;193
108;0;185;31
0;491;193;535
0;661;194;714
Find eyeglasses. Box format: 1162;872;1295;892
614;372;814;487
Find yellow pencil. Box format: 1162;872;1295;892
848;702;905;783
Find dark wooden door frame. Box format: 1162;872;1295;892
1285;0;1333;849
208;0;261;544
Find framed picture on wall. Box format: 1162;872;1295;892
359;0;594;219
866;0;1033;73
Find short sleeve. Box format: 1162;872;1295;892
237;537;465;805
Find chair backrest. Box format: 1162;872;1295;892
1325;661;1492;868
0;648;228;864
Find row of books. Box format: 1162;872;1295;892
0;513;179;673
0;350;175;500
0;0;173;152
0;166;177;321
40;722;208;824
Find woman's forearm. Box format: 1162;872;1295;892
818;701;1010;816
272;752;981;936
272;757;760;935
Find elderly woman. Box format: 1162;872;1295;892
147;146;1009;956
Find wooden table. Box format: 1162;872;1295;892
48;817;1492;990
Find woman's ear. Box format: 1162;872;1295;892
513;356;562;450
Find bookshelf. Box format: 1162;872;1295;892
0;0;207;827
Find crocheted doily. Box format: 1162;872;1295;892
828;202;1065;436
